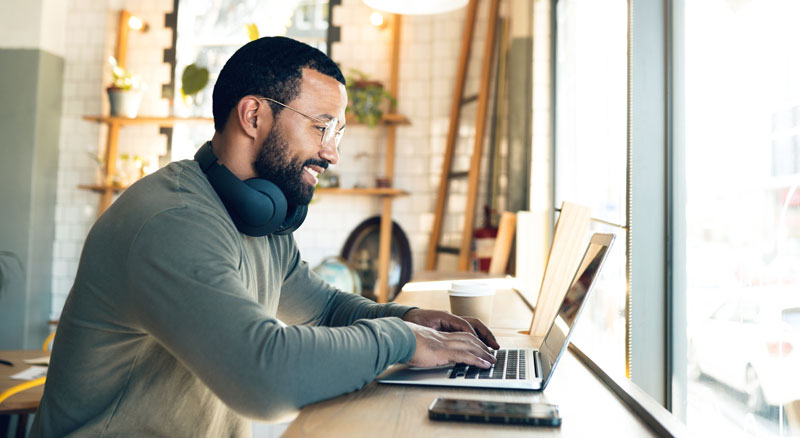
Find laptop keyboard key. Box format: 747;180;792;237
451;349;531;380
450;363;468;379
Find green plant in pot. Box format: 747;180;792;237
107;57;145;118
346;69;397;128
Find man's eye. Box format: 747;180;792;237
314;126;326;133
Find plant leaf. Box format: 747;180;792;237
181;64;209;97
246;23;259;41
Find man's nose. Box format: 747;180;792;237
319;140;339;165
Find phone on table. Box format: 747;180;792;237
428;397;562;427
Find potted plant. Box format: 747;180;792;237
107;56;145;118
345;69;397;128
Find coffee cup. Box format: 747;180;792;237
448;281;495;325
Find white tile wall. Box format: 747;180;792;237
51;0;173;319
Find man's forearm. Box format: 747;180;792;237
321;291;418;326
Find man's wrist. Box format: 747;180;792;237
400;307;420;321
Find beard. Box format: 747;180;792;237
253;124;327;206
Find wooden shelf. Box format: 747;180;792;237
316;187;409;197
78;184;127;193
82;115;214;126
86;114;408;127
345;113;410;126
85;114;412;127
81;115;214;218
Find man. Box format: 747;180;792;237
32;36;498;437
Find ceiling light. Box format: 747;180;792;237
362;0;468;15
369;11;385;27
127;15;149;32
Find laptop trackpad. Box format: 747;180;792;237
379;364;452;382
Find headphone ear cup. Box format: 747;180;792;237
274;204;307;235
195;143;289;236
238;178;288;235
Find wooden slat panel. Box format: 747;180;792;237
82;115;213;125
528;202;591;337
315;188;409;196
98;120;121;216
488;211;517;275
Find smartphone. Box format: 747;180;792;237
428;398;562;427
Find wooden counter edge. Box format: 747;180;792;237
568;344;689;438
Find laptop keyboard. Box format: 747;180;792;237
449;349;528;380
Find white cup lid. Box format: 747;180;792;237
448;281;495;297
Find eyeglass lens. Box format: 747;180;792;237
323;118;344;149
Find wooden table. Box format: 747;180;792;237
1;350;48;437
0;350;47;415
284;288;662;437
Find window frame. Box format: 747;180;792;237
549;0;681;417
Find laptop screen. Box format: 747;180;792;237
538;233;614;387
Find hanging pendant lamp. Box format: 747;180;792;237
362;0;468;15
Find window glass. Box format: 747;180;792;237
741;301;760;324
782;309;800;330
710;300;739;322
682;1;800;435
171;0;329;161
553;0;628;376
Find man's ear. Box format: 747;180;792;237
236;96;273;139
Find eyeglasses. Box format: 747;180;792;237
258;97;345;150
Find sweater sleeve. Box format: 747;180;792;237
276;239;418;327
123;208;416;421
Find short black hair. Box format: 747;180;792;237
212;36;346;132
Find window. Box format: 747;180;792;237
710;300;739;323
553;0;628;376
679;0;800;435
170;0;330;161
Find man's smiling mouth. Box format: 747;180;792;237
303;165;323;184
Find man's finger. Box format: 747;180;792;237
464;317;500;350
446;330;491;352
439;315;480;337
463;340;497;364
445;333;496;363
453;350;492;369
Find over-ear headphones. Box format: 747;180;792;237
194;142;307;236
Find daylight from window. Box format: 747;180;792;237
683;1;800;436
554;0;628;376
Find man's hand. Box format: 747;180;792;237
402;308;500;350
404;321;497;369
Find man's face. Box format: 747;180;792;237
253;68;347;205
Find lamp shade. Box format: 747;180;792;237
362;0;468;15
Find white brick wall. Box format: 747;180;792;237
51;0;507;317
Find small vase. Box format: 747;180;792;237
107;88;143;118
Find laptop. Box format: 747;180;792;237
377;232;615;390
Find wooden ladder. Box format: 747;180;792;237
425;0;501;271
